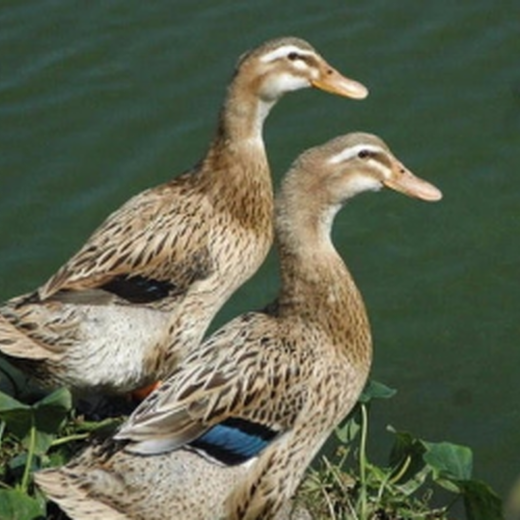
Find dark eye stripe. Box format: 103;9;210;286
287;53;316;68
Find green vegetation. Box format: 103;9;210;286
0;363;504;520
297;381;503;520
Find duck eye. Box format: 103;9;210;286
287;52;299;61
358;150;371;159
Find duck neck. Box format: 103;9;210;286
275;200;372;361
276;205;352;312
205;72;275;165
196;72;276;229
224;73;275;143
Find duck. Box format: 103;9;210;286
35;132;442;520
0;37;368;394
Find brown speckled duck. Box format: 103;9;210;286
35;132;442;520
0;37;368;394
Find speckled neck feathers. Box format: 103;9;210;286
274;160;372;362
197;57;276;231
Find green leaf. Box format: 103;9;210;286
0;391;33;440
387;427;428;492
0;359;29;395
28;431;56;455
0;391;29;413
388;427;426;465
359;379;397;403
35;386;71;409
457;479;504;520
31;388;72;454
33;387;72;432
0;489;45;520
0;388;72;454
335;415;361;444
422;441;473;484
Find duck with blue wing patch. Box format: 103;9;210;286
190;417;279;465
35;133;441;520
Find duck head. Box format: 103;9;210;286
235;37;369;103
286;132;442;209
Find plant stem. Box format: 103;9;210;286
359;403;368;520
50;432;90;447
20;419;36;493
389;454;411;484
376;469;392;505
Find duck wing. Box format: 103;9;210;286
115;312;309;465
38;173;214;306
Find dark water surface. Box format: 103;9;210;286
0;0;518;504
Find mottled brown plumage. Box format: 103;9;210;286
0;37;367;393
35;133;441;519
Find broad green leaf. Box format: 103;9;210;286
28;431;56;455
457;479;504;520
0;390;29;413
335;415;361;444
359;379;397;403
34;387;71;418
31;388;72;454
0;489;45;520
423;441;473;483
0;360;29;395
0;388;72;453
387;427;427;487
0;391;33;440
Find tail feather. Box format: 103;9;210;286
35;469;129;520
0;314;60;361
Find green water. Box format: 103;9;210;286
0;0;518;503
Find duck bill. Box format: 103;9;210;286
384;162;443;202
311;64;368;99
